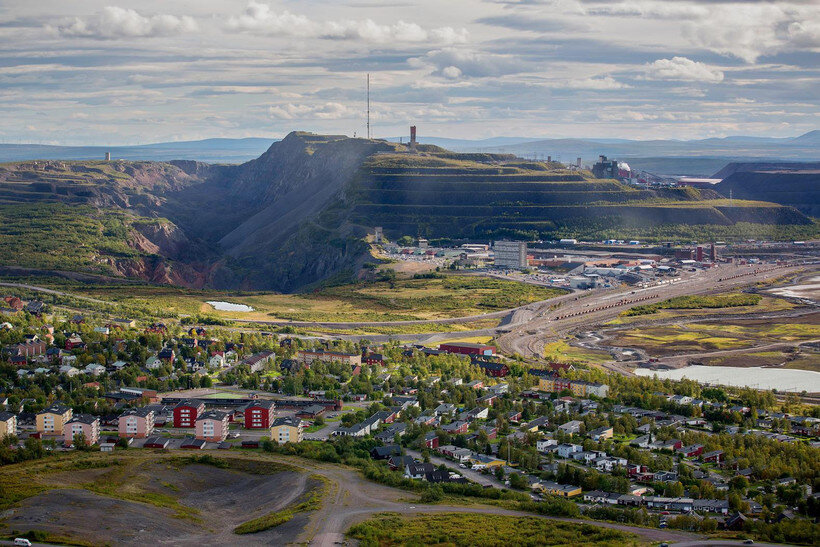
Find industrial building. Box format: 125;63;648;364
493;240;527;269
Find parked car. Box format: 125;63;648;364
14;538;33;547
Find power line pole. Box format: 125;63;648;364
366;73;371;140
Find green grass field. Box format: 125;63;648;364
543;340;612;364
43;274;565;322
346;512;641;546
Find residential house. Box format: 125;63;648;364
195;410;229;442
433;403;456;416
270;416;302;444
584;490;623;505
65;335;84;350
474;360;510;378
371;445;402;460
469;453;505;469
118;408;155;438
558;420;583;434
701;450;724;464
693;499;729;515
588;426;614;442
536;438;558;452
405;462;436;479
84;363;106;376
677;444;704;458
594;456;627;472
441;420;469;434
556;443;582;458
537;481;582;498
242;351;275;372
643;497;694;512
64;414;100;447
438;445;472;463
523;416;550;433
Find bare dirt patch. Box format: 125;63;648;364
0;459;317;546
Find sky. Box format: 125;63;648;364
0;0;818;144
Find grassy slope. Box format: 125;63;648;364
0;203;155;274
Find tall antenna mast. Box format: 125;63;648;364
366;73;371;139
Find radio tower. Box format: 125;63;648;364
366;73;371;140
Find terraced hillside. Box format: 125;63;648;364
347;152;810;241
0;133;814;291
714;163;820;217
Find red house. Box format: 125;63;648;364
476;361;509;378
244;400;276;429
173;400;205;428
423;433;439;449
701;450;724;464
364;353;385;366
677;444;704;458
65;335;84;350
439;342;496;356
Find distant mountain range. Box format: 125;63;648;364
0;138;275;164
2;131;817;175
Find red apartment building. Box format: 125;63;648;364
173;400;205;428
244;400;276;429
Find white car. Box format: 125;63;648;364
14;539;33;547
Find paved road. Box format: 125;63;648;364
405;448;506;488
497;263;814;361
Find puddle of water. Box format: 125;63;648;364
206;301;254;312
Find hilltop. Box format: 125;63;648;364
0;132;814;291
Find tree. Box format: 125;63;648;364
509;472;528;490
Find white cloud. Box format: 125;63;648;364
788;20;820;48
645;57;724;83
562;75;630;90
226;2;467;45
52;7;197;39
267;102;355;120
410;48;531;78
681;3;820;63
441;66;463;80
586;1;708;20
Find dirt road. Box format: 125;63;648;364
261;454;703;547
